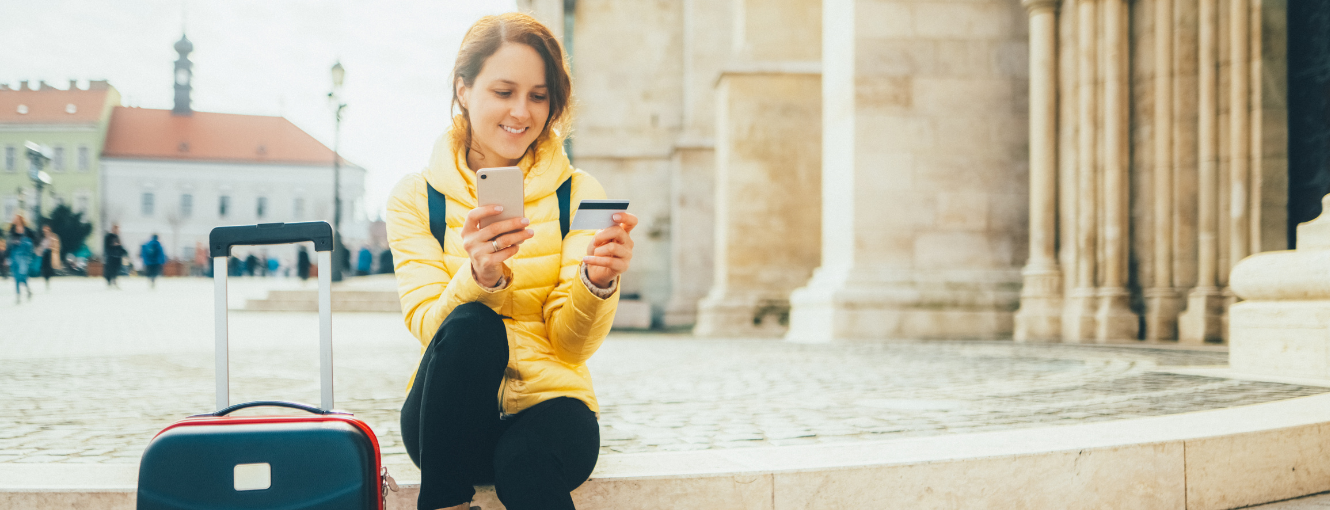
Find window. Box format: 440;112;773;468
4;146;13;172
256;196;267;219
2;196;15;220
293;197;305;219
75;194;89;215
141;192;154;216
52;146;64;172
219;195;230;218
78;146;89;172
180;194;193;218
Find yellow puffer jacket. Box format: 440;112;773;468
386;130;619;419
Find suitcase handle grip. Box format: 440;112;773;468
209;221;334;257
210;400;346;417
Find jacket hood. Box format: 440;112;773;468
423;123;574;209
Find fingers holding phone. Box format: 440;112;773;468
463;166;530;287
461;205;529;286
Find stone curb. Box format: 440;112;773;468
8;391;1330;509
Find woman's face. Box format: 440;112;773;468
457;42;550;168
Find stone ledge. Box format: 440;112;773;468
11;392;1330;509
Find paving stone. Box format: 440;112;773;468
2;278;1327;462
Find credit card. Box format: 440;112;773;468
570;200;630;230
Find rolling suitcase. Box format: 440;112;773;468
137;222;397;510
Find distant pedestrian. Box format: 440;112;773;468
244;253;259;277
337;245;350;276
378;247;393;274
194;242;209;277
0;235;8;279
296;246;311;283
357;245;372;276
103;225;125;289
38;224;62;290
8;217;35;303
267;252;279;277
228;256;242;277
141;234;167;289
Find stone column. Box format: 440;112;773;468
1229;0;1251;272
515;0;565;41
1015;0;1064;343
1146;0;1183;341
1179;0;1225;344
1095;0;1138;342
787;0;1029;342
1063;0;1100;343
664;0;730;327
694;0;822;337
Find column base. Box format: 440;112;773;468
1178;286;1226;344
693;291;789;338
1095;287;1140;343
1061;287;1098;343
1014;266;1063;343
662;298;699;328
1143;288;1183;342
785;268;1019;343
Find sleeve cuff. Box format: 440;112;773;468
580;264;618;299
476;264;514;293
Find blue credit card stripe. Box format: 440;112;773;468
577;201;629;210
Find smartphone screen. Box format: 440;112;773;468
476;166;525;231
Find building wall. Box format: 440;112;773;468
101;158;368;266
0;86;120;251
1039;0;1287;343
569;0;685;321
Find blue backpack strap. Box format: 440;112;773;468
428;177;572;253
558;177;572;239
426;184;448;252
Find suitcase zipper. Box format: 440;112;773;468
381;466;399;507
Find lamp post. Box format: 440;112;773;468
24;142;52;232
329;61;348;282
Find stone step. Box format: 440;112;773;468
11;394;1330;509
244;282;657;329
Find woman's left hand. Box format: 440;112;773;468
583;212;637;289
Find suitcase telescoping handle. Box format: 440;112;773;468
210;222;335;413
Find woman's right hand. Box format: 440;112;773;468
462;205;534;287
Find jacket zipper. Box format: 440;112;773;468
498;374;515;420
497;314;516;420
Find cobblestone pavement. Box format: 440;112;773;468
1;278;1326;472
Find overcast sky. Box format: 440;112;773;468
1;0;518;219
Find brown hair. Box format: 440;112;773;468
451;13;573;161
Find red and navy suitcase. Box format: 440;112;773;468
137;222;396;510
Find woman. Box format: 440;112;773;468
8;217;34;303
38;224;61;289
387;13;636;510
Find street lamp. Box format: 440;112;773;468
329;61;348;282
24;141;52;232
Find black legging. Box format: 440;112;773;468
401;302;600;510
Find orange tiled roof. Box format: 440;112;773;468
102;107;341;165
0;82;113;124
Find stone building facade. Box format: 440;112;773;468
1015;0;1290;344
520;0;1310;344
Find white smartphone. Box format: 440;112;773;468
476;166;524;231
